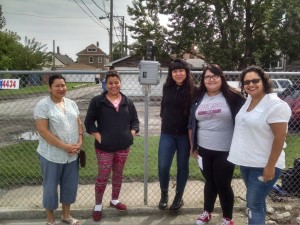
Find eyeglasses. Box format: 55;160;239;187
243;78;261;85
204;74;220;81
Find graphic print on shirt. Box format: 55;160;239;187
196;102;226;119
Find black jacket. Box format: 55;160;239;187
84;92;139;152
160;85;191;135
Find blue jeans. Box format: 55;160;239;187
158;133;190;193
240;166;281;225
39;154;79;210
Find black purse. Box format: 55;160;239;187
78;149;86;168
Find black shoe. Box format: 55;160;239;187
158;191;168;210
169;192;184;211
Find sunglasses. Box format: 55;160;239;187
243;78;261;85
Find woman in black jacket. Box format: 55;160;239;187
84;70;139;222
158;59;195;211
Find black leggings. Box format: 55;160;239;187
198;146;235;219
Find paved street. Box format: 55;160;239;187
0;211;249;225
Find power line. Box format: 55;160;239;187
79;0;108;29
101;0;107;13
92;0;108;15
4;11;88;19
72;0;107;30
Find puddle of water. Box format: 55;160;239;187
14;131;40;141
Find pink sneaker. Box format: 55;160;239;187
196;211;211;225
221;217;234;225
92;210;102;222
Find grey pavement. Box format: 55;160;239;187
0;180;250;225
0;209;249;225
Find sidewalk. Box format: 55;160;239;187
0;209;249;225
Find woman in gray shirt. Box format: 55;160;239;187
188;64;245;225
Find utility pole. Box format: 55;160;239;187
121;16;124;57
109;0;113;62
100;0;125;60
115;16;125;57
125;24;128;56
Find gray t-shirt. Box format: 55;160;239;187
195;92;233;151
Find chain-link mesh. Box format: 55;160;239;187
0;71;299;210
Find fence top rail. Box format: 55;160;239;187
1;70;300;76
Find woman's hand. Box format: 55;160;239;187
65;143;81;155
92;132;101;144
263;164;275;181
190;148;198;159
131;130;136;136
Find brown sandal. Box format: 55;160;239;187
46;221;57;225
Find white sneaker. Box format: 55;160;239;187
195;211;211;225
220;218;234;225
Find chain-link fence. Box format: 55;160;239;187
0;70;299;210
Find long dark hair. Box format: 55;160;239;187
164;58;195;115
195;64;243;109
240;65;272;96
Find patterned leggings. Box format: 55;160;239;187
95;148;129;204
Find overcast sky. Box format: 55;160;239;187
2;0;136;61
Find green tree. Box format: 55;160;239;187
127;0;170;60
0;30;21;70
0;5;51;70
0;5;6;30
128;0;300;70
112;41;123;60
0;31;52;70
13;36;52;70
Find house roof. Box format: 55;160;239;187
56;63;98;70
53;53;74;65
105;55;174;68
76;44;108;56
105;55;132;67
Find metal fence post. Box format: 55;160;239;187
143;85;150;205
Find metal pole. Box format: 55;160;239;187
121;16;124;57
52;40;55;68
143;85;150;205
109;0;113;61
125;24;128;56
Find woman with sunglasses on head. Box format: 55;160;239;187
228;65;291;225
188;64;245;225
158;59;196;211
84;70;139;222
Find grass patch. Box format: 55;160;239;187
0;134;299;189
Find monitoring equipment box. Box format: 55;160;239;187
138;60;161;85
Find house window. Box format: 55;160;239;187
89;57;94;63
87;48;97;52
98;57;102;63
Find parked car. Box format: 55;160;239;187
278;83;300;130
227;81;241;91
271;79;293;93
